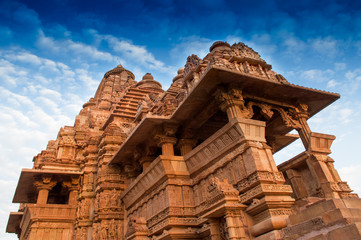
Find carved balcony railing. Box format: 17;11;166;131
184;118;265;179
21;204;76;224
19;204;76;239
121;155;191;226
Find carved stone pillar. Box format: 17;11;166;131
178;139;197;156
215;88;252;121
34;176;57;204
63;177;80;205
208;218;221;240
139;156;154;170
224;210;247;240
155;135;177;156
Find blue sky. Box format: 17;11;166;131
1;0;361;239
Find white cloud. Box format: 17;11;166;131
300;69;334;82
39;88;62;102
339;164;361;195
309;37;339;58
339;108;353;124
334;62;346;71
345;69;361;94
36;30;117;63
104;35;174;73
327;79;340;88
4;51;42;65
0;59;28;87
170;36;214;64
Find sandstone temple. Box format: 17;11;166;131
6;41;361;239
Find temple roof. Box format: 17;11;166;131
110;41;340;165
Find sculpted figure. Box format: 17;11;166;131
100;225;108;240
110;189;118;208
92;224;98;240
116;221;123;239
81;228;87;240
104;192;110;208
95;194;99;211
81;200;89;217
109;219;116;240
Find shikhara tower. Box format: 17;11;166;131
7;41;361;240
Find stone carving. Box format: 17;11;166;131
231;42;262;60
110;188;120;208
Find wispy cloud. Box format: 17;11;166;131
309;37;339;58
170;36;214;65
300;69;334;82
102;34;175;73
339;163;361;195
36;31;117;63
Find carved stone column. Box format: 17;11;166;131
63;177;80;205
34;176;57;204
139;156;154;170
224;210;247;240
155;135;177;156
208;218;221;240
178;139;197;156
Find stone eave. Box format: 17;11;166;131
6;212;23;234
13;168;82;203
109;115;176;165
172;66;340;124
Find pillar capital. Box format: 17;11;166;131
34;176;57;190
214;88;253;120
62;179;80;191
154;135;177;147
154;135;177;156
